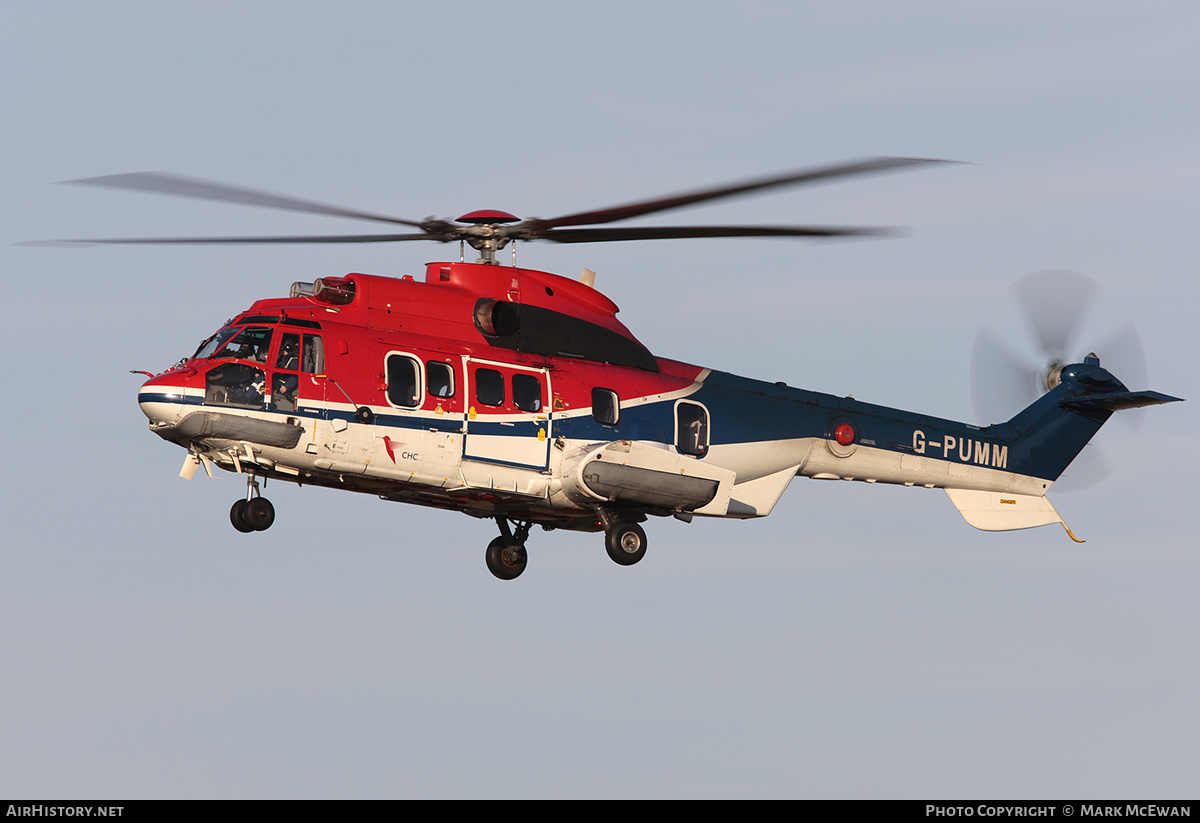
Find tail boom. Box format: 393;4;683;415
784;356;1181;537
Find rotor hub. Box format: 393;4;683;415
456;210;520;225
1041;357;1067;393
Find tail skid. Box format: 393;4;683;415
945;488;1084;542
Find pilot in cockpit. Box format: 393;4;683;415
277;338;300;370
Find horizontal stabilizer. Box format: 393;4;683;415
1060;390;1182;413
944;488;1083;542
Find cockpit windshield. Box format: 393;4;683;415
194;326;239;359
193;325;274;363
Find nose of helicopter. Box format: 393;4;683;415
137;370;192;428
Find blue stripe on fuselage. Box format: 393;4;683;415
142;364;1085;482
551;370;1061;480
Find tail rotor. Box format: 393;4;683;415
969;269;1148;490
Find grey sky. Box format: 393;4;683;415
1;0;1197;798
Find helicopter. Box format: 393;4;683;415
57;158;1182;579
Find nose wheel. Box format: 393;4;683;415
230;476;275;533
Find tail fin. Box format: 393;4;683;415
948;354;1181;538
1004;354;1181;484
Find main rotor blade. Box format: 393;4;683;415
62;172;431;229
533;225;895;243
533;157;953;230
45;233;439;246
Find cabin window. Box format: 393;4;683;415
386;354;422;408
592;388;619;425
475;368;505;407
427;361;455;398
675;401;709;457
512;374;543;413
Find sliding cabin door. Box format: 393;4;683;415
462;358;552;471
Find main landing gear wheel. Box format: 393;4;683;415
230;499;255;533
605;521;647;566
485;537;528;580
230;497;275;532
245;497;275;531
486;517;532;580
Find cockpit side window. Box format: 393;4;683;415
270;332;302;413
276;333;301;370
206;363;265;408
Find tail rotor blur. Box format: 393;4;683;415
969;270;1148;490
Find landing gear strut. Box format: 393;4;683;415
230;475;275;533
485;517;531;580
